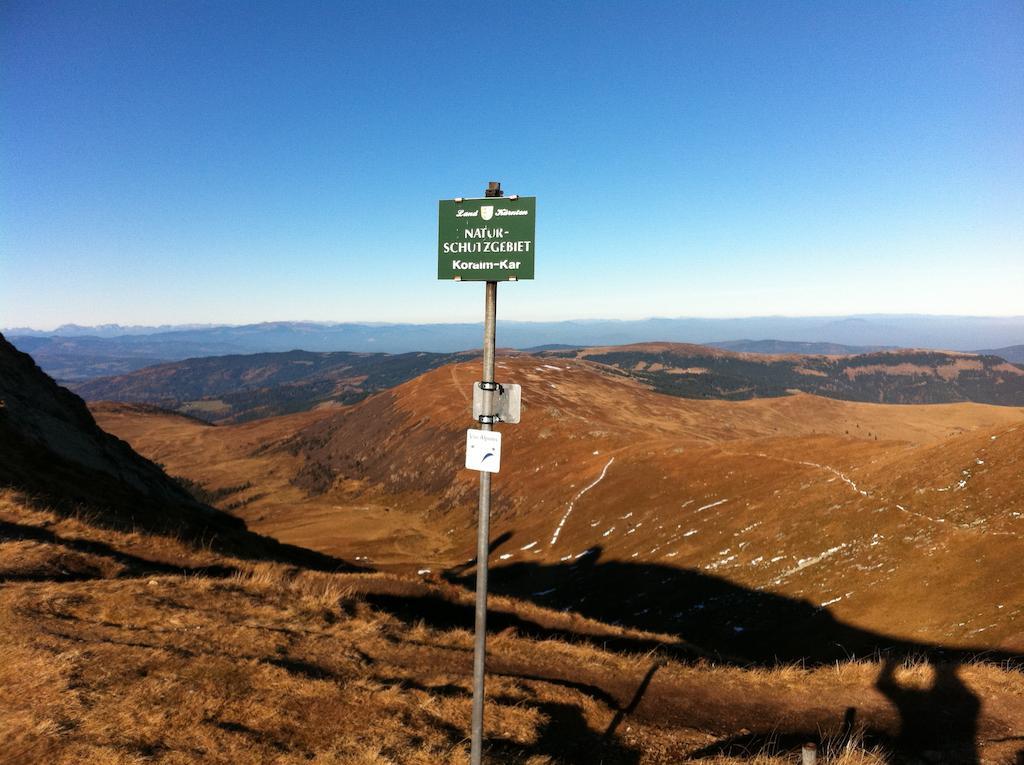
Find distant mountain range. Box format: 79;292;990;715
977;344;1024;363
5;316;1023;381
65;341;1024;423
71;349;466;423
707;339;891;355
554;343;1024;406
4;322;223;338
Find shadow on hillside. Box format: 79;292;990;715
0;520;239;581
447;546;1023;668
2;486;365;575
371;673;642;763
367;545;1021;763
0;407;364;574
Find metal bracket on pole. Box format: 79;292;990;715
473;382;521;424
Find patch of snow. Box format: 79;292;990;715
602;526;615;537
695;499;729;513
682;529;699;537
520;541;538;550
499;553;513;560
704;554;738;571
550;457;615;546
772;543;849;584
417;569;431;575
799;461;869;496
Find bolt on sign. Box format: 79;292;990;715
438;196;536;281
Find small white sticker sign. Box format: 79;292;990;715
466;429;502;473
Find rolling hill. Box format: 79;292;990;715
0;333;230;538
553;343;1024;405
0;332;351;570
70;349;463;422
72;343;1024;428
92;353;1024;656
978;344;1024;364
9;315;1024;381
5;331;1023;762
707;339;889;355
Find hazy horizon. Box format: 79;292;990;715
6;311;1024;336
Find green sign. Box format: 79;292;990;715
438;196;536;281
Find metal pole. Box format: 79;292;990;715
470;278;497;765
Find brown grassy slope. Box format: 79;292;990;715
93;356;1024;652
7;343;1023;763
0;334;357;574
0;334;226;537
4;491;1024;765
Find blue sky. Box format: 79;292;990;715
3;1;1022;328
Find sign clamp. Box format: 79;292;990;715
472;381;521;425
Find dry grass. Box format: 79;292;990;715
3;560;1022;763
2;492;1023;764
